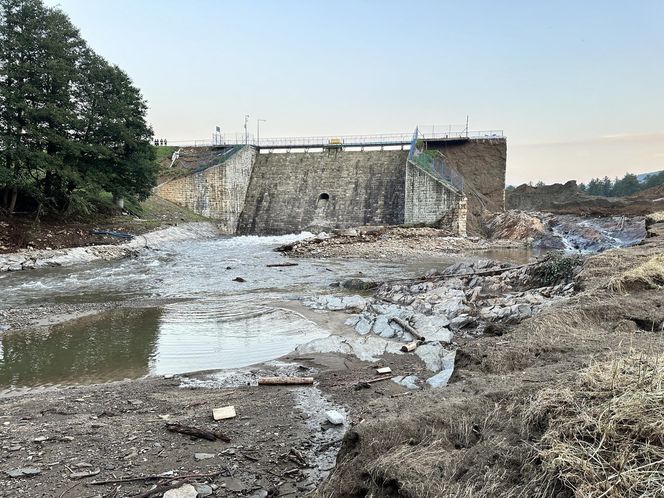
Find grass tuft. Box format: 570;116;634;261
525;353;664;498
608;254;664;293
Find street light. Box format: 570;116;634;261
256;118;266;146
244;114;250;144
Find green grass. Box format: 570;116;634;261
154;146;177;163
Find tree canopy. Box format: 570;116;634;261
578;171;664;198
0;0;156;216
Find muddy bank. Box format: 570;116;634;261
0;222;218;272
315;215;664;497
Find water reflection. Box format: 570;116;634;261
152;301;328;375
0;308;160;389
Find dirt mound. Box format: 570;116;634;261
483;210;546;240
506;181;664;217
507;180;583;211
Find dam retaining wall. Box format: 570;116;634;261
155;146;256;233
237;150;408;235
154;139;506;235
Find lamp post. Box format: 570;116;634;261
244;114;250;144
256;118;266;146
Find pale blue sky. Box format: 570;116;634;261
44;0;664;184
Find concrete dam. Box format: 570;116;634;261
155;133;507;235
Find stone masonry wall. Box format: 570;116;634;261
237;150;407;235
404;162;463;228
155;146;256;233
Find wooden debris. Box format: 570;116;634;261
258;376;314;385
212;405;237;421
353;374;393;389
266;262;299;267
401;340;424;352
376;366;392;375
165;423;230;442
69;468;100;480
287;447;307;467
389;317;425;341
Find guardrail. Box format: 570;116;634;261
163;129;504;148
407;127;465;192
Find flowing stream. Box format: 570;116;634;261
0;233;534;391
0;214;647;392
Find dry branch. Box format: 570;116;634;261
165;423;230;442
389;317;424;341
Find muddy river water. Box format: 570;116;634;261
0;233;537;391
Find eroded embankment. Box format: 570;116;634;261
0;222;218;272
314;213;664;498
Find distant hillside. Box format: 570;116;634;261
637;170;664;183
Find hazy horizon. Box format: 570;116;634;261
43;0;664;185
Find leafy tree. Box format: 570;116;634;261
0;0;155;216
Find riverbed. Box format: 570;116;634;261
0;232;536;391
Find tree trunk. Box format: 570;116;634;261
8;188;18;214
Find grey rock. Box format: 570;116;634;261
372;315;397;338
354;315;374;335
449;314;475;330
392;375;420;390
194;452;215;461
342;278;378;291
248;490;269;498
194;484;214;497
163;484;197;498
222;477;246;492
341;295;367;312
325;410;345;425
426;351;457;388
5;467;42;478
345;315;361;327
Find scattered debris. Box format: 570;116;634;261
266;262;299;267
389;316;425;341
401;340;424;352
232;277;246;282
69;468;100;480
376;366;392;374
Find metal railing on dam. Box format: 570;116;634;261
408;127;465;192
166;130;504;149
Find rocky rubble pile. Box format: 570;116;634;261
303;258;578;389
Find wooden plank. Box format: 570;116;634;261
212;406;236;421
258;376;314;386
